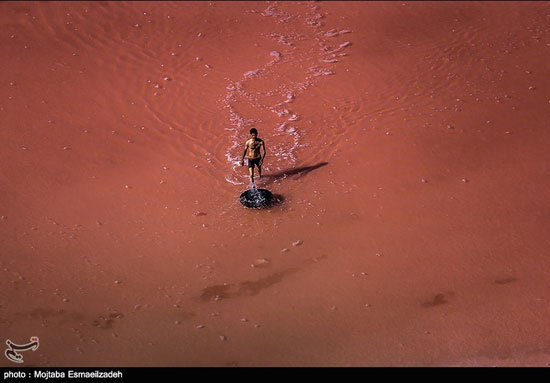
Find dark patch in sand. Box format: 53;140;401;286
478;341;550;362
238;268;301;296
91;311;124;330
200;268;300;302
422;293;449;308
200;284;233;302
199;254;329;302
494;277;517;285
15;308;86;324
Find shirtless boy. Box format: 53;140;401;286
240;128;266;185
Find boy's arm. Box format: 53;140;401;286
261;141;266;163
240;142;248;166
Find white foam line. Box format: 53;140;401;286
218;2;353;184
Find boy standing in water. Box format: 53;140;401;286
240;128;266;185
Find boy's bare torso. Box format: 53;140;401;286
247;138;263;159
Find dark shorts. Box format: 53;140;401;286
248;158;261;168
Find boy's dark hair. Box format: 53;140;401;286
250;128;258;135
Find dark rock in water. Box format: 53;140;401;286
240;188;274;209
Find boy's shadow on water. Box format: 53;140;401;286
262;162;328;186
242;163;327;209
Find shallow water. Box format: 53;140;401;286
1;1;550;366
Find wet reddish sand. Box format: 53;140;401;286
1;1;550;367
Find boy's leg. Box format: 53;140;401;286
249;164;255;184
257;162;262;178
